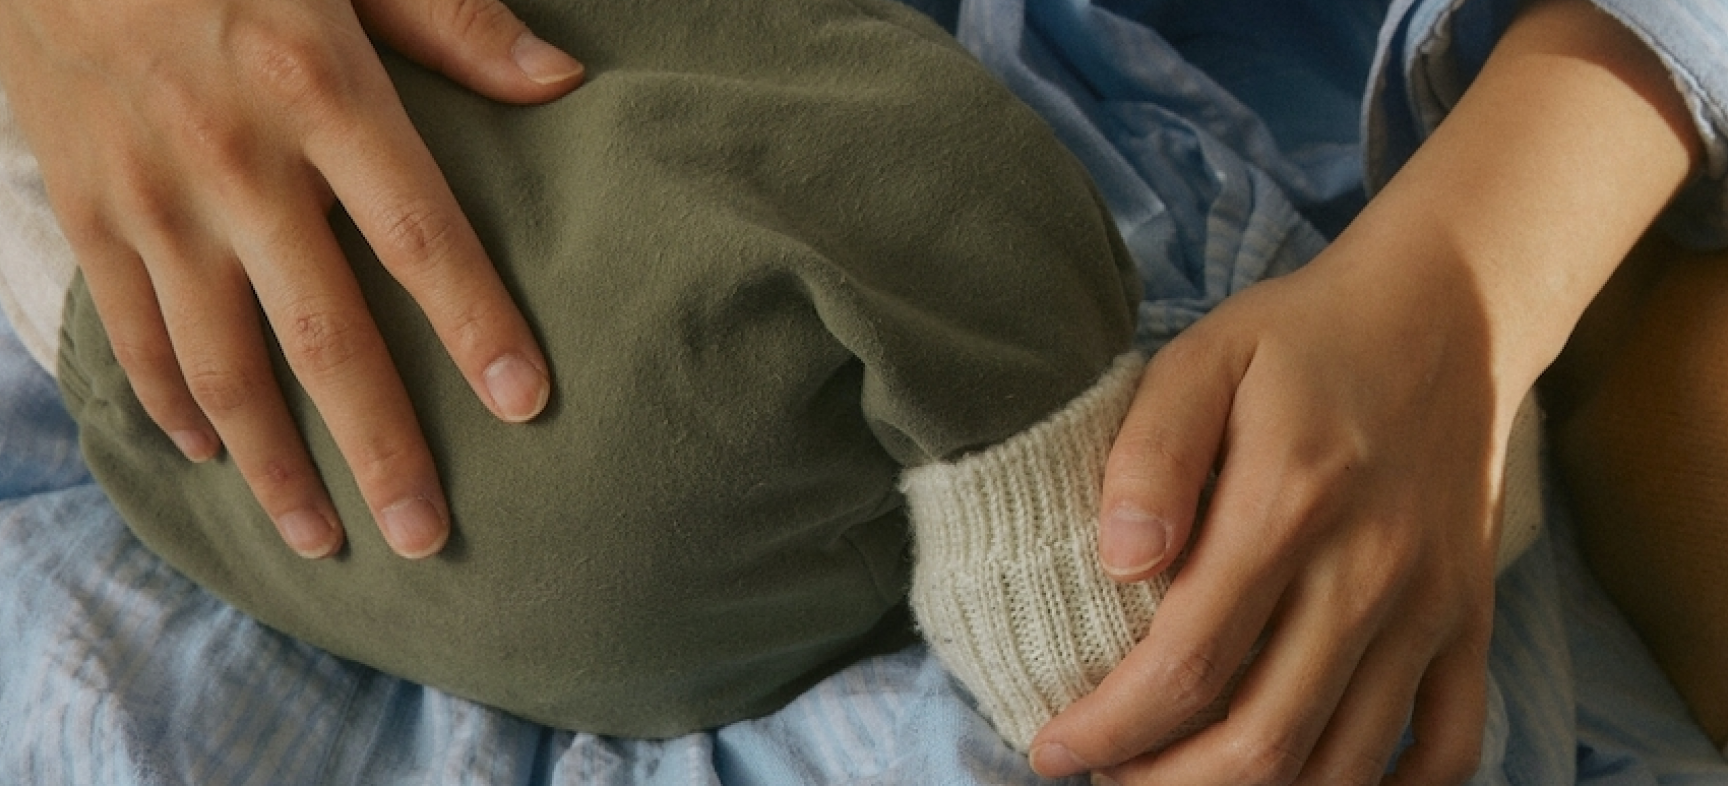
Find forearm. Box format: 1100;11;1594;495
1330;0;1701;419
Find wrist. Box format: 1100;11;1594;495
1340;0;1699;411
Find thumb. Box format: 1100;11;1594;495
354;0;584;104
1096;336;1240;583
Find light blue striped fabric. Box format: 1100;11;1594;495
0;377;1079;784
4;0;1728;783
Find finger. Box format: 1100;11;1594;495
1384;628;1490;785
1097;334;1247;581
1103;563;1386;786
1032;459;1299;777
305;85;552;427
231;183;451;560
147;252;346;560
1290;631;1435;785
354;0;583;103
69;221;220;462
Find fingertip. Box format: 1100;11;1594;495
510;31;584;87
277;508;344;559
169;428;222;463
356;0;582;104
1098;502;1174;581
483;353;551;422
380;496;450;559
1029;742;1088;779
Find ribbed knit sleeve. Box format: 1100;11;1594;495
903;352;1228;752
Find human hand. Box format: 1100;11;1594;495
0;0;582;558
1030;247;1511;784
1024;0;1707;779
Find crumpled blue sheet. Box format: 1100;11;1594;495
0;313;1076;785
3;0;1726;783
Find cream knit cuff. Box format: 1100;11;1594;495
904;351;1547;753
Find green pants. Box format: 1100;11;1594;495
58;0;1138;736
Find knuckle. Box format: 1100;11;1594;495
1339;551;1415;627
175;111;253;180
1232;733;1307;786
434;0;516;42
278;300;368;378
1091;723;1147;767
108;333;177;379
147;80;254;176
231;21;350;114
347;433;420;491
252;454;316;495
1112;420;1206;483
377;199;461;267
108;158;184;237
441;298;497;357
1160;650;1227;712
184;362;266;417
1263;468;1346;543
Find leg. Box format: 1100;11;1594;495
1544;235;1728;745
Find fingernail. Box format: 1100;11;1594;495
381;497;448;559
277;509;339;559
1099;504;1168;578
511;31;584;85
170;429;219;463
1031;742;1087;777
485;354;550;422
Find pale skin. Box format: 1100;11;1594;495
0;0;583;560
1033;0;1706;784
0;0;1710;783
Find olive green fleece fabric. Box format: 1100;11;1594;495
57;0;1139;736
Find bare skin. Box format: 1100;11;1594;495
1545;235;1728;746
0;0;582;559
1035;1;1706;783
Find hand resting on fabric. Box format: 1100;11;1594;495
0;0;580;561
52;0;1145;740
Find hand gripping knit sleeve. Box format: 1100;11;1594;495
904;355;1547;753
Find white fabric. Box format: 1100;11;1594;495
905;352;1223;752
0;89;75;376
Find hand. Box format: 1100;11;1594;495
0;0;582;558
1031;249;1508;785
1028;0;1704;780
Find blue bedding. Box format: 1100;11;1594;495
4;0;1727;782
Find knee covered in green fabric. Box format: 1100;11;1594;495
56;0;1139;736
